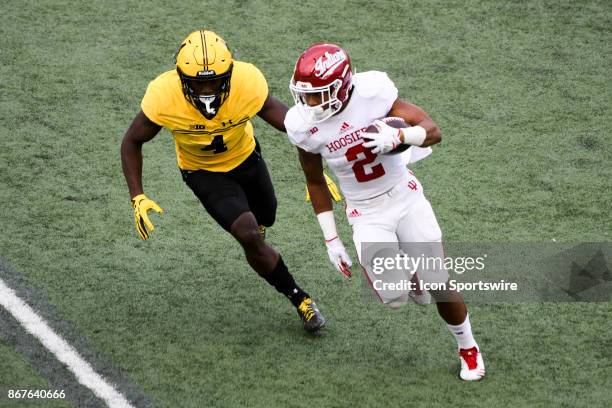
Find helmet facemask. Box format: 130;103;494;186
290;78;346;124
178;65;233;120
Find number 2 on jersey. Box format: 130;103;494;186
345;144;385;182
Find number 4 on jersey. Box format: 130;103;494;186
202;135;228;154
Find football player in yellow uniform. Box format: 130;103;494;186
121;30;325;332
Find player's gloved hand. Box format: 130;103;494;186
131;194;163;240
362;120;403;154
324;173;342;202
306;172;343;202
325;237;353;278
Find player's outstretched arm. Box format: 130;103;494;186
120;111;163;240
387;99;441;147
298;148;352;277
257;94;289;132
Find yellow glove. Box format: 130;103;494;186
306;173;342;202
131;194;163;240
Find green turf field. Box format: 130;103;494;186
1;0;611;407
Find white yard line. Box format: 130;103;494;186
0;278;134;408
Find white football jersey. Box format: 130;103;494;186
285;71;411;202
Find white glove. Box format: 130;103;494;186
362;120;403;154
325;237;353;278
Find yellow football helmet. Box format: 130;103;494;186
175;30;233;119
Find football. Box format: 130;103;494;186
364;117;411;154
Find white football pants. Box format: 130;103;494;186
344;170;448;307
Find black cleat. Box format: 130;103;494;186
297;297;326;333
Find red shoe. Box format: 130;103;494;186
459;347;485;381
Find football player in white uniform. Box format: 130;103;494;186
284;43;485;380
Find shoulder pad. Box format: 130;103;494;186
231;61;268;116
147;70;177;91
353;71;397;100
234;61;264;81
285;107;311;145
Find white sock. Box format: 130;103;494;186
447;314;478;350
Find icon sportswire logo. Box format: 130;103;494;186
314;51;347;79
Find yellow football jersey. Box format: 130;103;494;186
141;61;268;171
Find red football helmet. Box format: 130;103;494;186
290;43;353;123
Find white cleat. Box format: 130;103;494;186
459;347;486;381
